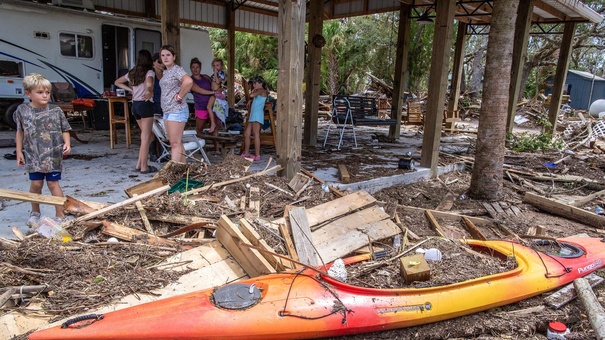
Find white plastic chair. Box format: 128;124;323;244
152;118;210;164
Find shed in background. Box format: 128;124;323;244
547;70;605;110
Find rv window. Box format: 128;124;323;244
0;61;22;77
60;33;76;57
59;33;93;59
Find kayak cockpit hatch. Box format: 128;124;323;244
534;240;584;259
212;283;261;310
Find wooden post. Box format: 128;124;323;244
160;0;180;56
388;3;410;140
506;0;534;134
446;22;467;130
420;0;456;176
276;0;306;179
547;22;576;134
226;1;236;108
303;0;324;146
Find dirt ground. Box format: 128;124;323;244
4;117;605;339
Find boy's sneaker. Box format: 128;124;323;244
27;212;41;228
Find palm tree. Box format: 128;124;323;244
469;0;520;200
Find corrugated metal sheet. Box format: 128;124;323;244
180;0;225;26
237;10;278;35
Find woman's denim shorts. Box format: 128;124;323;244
163;107;189;123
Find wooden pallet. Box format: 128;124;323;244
482;201;522;219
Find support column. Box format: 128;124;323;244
506;0;534;134
227;1;236;108
446;22;467;130
161;0;180;53
303;0;324;146
547;22;576;134
388;4;411;140
277;0;306;179
420;0;456;176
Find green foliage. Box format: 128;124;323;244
208;28;278;90
507;132;564;152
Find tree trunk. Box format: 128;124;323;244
469;0;520;200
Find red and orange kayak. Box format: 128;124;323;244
29;237;605;339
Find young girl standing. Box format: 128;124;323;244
114;49;156;173
158;45;193;163
242;76;268;161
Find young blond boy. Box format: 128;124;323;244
15;73;72;226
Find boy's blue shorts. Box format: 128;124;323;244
29;172;62;181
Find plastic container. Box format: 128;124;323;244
36;217;72;242
168;178;205;194
547;321;569;339
423;248;443;261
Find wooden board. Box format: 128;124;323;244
288;172;310;192
398;204;492;226
238;219;286;271
248;186;260;217
545;272;604;309
524;192;605;229
125;177;168;197
338;164;350;184
101;221;176;246
288;207;321;266
216;215;275;277
312;206;400;263
0;188;66;206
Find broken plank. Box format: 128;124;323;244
124;177;167;197
278;221;299;266
462;217;488;241
133;194;154;235
482;202;498;218
101;221;176;246
74;185;170;224
288;172;309;192
239;219;286;271
424;210;448;239
274;190;376;228
182;165;282;196
523;192;605;229
289;206;321;267
248;186;260;217
216;215;275;277
159;221;211;238
434;191;457;211
338;164;350;184
145;212;214;225
545;273;604;309
398;204;492;226
312;206;400;264
0;188;65;206
301;168;345;197
491;202;505;214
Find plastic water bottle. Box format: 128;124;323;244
392;234;402;251
596;206;605;215
36;217;72;242
547;321;569;339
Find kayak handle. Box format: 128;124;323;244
61;314;104;328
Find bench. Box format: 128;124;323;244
331;95;397;126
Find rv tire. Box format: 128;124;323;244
5;102;20;130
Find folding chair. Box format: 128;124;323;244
152;118;211;164
323;96;357;149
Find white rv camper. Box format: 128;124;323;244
0;0;213;127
